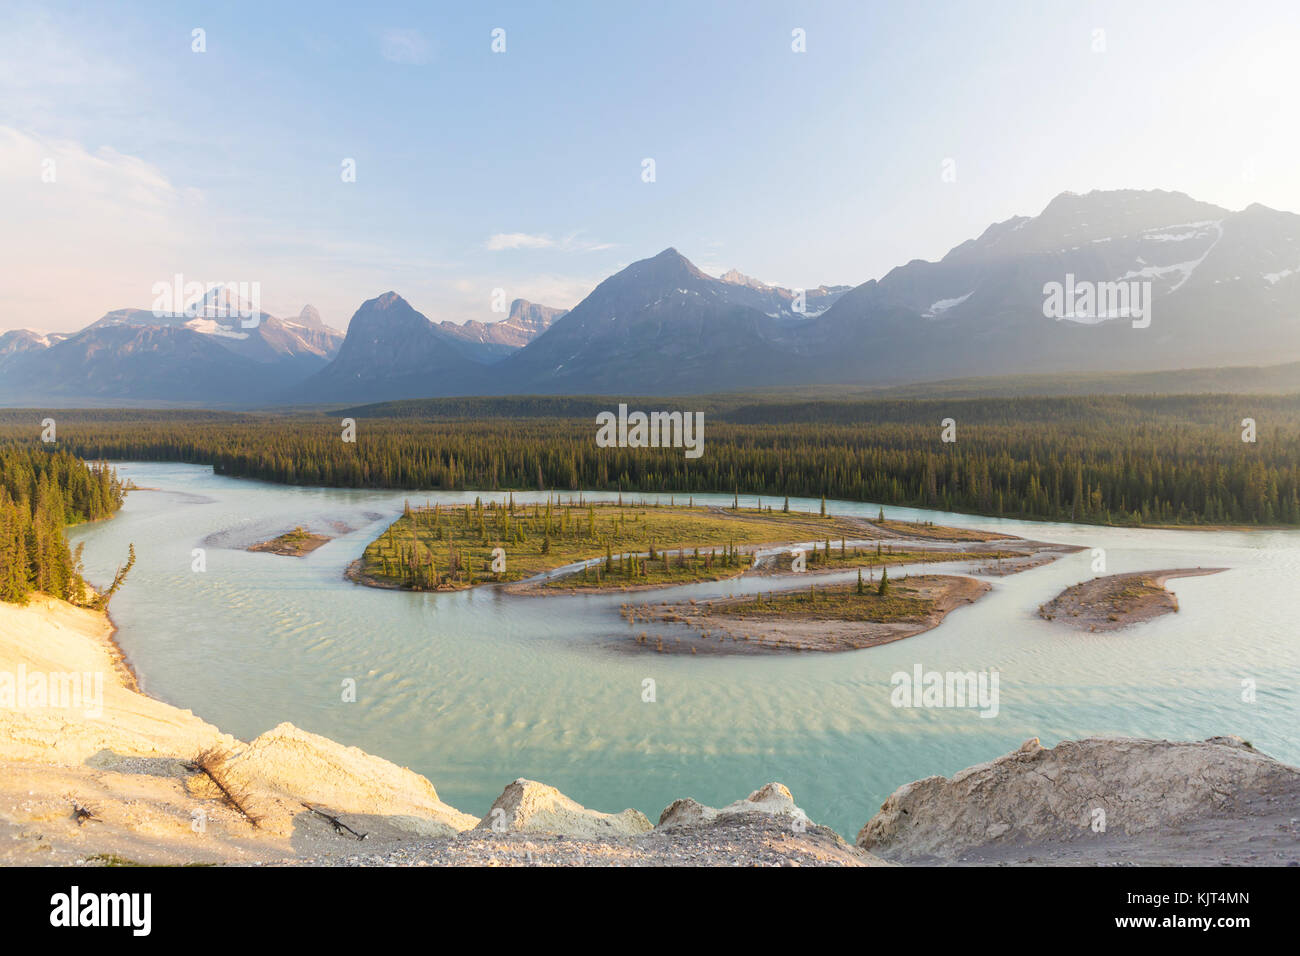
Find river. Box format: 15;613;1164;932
68;462;1300;838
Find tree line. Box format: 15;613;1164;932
4;392;1299;527
0;447;127;605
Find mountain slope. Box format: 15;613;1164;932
85;298;343;368
288;292;489;403
0;324;273;404
806;189;1300;383
0;329;69;375
491;248;808;394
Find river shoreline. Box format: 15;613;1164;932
37;462;1293;863
2;594;1295;866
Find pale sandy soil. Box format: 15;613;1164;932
0;598;479;865
0;597;253;864
1038;568;1228;631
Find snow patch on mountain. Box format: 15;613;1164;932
1118;221;1224;292
923;292;973;318
185;318;250;340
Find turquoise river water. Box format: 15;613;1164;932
68;462;1300;838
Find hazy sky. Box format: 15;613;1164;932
2;0;1297;332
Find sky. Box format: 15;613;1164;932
2;0;1298;333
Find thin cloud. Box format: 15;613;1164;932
485;232;615;253
378;29;430;64
486;232;556;251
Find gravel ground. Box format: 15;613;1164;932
264;816;888;867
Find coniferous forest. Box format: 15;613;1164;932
2;392;1298;529
0;447;126;604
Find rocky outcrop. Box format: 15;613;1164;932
197;722;478;838
858;735;1300;864
657;782;808;829
473;778;653;839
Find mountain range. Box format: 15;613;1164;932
3;189;1298;406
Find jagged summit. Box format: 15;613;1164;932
719;269;773;290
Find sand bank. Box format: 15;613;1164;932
1038;568;1227;631
629;574;991;654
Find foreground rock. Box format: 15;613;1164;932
658;782;808;827
858;736;1300;865
196;723;478;839
293;780;881;866
473;779;652;838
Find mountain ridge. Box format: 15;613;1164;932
5;188;1299;406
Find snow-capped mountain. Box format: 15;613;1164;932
806;189;1300;383
717;269;851;318
0;289;344;404
5;189;1299;405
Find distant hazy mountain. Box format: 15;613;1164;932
805;189;1300;383
85;296;342;368
435;299;567;363
0;289;343;405
497;189;1300;394
1;324;276;404
287;292;488;403
5;189;1298;406
490;248;811;394
296;304;326;329
0;329;69;373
